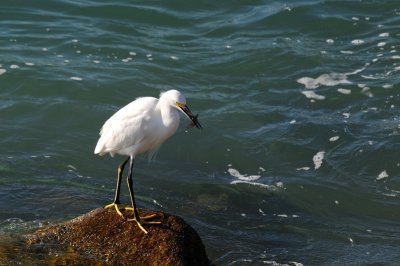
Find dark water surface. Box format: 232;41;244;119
1;1;400;265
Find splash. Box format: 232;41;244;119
228;168;260;181
376;170;389;181
228;168;283;191
301;91;326;100
297;73;352;90
313;151;325;170
230;180;283;191
351;39;364;45
329;136;340;142
337;88;351;94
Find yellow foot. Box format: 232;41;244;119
127;213;162;234
104;202;129;217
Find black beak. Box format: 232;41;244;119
180;105;202;129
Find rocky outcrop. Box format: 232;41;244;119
25;207;210;265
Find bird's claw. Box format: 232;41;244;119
104;202;129;217
127;214;162;234
105;203;161;233
123;208;158;219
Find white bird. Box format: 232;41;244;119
94;90;201;234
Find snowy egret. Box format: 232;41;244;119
94;90;202;234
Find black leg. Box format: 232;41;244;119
104;156;129;216
126;156;140;221
114;156;129;204
124;156;162;234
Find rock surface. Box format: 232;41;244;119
25;207;210;265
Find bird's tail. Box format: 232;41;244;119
94;138;106;155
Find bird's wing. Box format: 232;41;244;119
94;97;158;155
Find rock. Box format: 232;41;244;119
25;208;210;265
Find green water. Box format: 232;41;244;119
1;1;400;265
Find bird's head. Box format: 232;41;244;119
161;90;202;129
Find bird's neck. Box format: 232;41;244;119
157;101;180;128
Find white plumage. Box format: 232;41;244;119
95;96;177;158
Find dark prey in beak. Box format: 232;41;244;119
180;105;202;129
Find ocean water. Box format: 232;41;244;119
1;0;400;265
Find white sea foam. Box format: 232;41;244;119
228;168;283;191
377;42;386;47
10;64;19;69
340;50;353;54
361;86;374;97
351;39;364;45
263;261;303;266
230;180;282;190
301;91;325;100
70;76;82;81
346;66;366;75
337;88;351;94
313;151;325;170
382;84;393;89
379;32;389;37
297;73;351;89
342;113;350;119
326;39;334;44
67;164;77;170
329;136;340;142
297;77;316;89
153;199;163;208
361;75;379;80
0;69;6;75
228;168;260;181
296;167;310;171
377;170;389;180
170;55;179;60
122;57;133;62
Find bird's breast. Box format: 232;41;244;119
139;110;179;148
